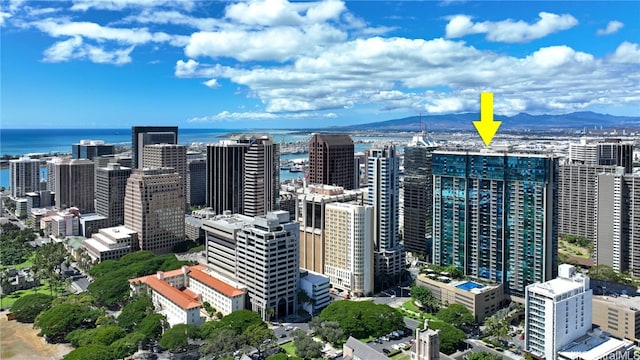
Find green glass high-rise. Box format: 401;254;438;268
432;150;558;297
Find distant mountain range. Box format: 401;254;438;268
330;111;640;131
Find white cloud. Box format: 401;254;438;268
184;23;346;62
597;20;624;35
445;12;578;43
0;12;11;26
609;42;640;64
33;18;178;45
43;36;84;62
176;35;639;115
187;110;338;123
42;36;134;65
203;79;220;88
123;10;222;31
224;0;345;26
70;0;194;12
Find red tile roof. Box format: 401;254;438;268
189;265;245;297
129;275;200;310
129;265;244;311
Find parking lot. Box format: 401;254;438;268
364;328;415;357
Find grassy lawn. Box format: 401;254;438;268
0;279;66;309
402;300;421;312
1;253;35;271
358;335;376;343
280;341;296;357
401;300;443;323
559;240;590;259
391;353;411;360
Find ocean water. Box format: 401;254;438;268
0;128;408;188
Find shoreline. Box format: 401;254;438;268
0;310;73;360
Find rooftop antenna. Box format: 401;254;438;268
419;112;423;132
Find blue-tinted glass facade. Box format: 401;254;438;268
432;151;557;297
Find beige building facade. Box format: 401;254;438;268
124;168;185;254
416;274;503;322
296;185;364;274
324;202;373;296
592;295;640;343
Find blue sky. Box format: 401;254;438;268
1;0;639;129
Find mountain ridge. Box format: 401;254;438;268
329;111;640;131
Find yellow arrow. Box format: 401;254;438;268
472;92;501;147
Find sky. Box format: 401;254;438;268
1;0;639;129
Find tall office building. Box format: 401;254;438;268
206;135;279;216
308;134;355;190
143;144;188;208
557;164;621;243
203;211;299;320
131;126;178;169
525;264;592;360
9;157;40;198
432;150;558;297
207;140;246;214
72;140;114;160
324;202;374;297
296;185;364;274
243;136;279;217
595;173;640;275
95;163;132;227
124;168;184;254
367;145;405;278
46;157;63;192
187;159;207;206
403;132;438;258
55;159;95;213
569;138;633;173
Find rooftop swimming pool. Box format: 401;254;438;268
456;281;485;291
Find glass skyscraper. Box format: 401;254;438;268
432;150;558;297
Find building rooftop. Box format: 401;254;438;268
80;213;108;222
558;330;634;360
300;270;330;286
100;226;137;240
344;336;389;360
129;273;201;310
189;265;245;297
527;266;588;298
311;133;354;146
593;294;640;311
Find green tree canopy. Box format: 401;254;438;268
217;309;264;335
10;293;54;323
199;328;244;358
428;321;465;354
466;351;502;360
87;251;191;307
33;242;67;296
319;300;404;340
137;313;166;340
35;303;101;343
63;344;114;360
117;295;154;330
294;332;323;360
159;324;200;351
110;331;147;359
411;285;441;313
437;303;474;326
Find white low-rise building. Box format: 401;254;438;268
82;226;138;263
299;270;331;315
129;265;246;327
525;264;592;360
